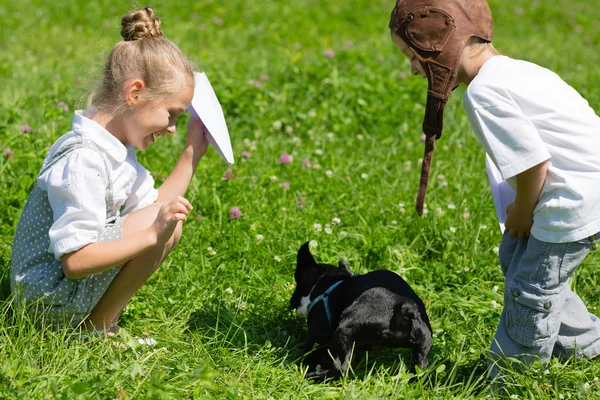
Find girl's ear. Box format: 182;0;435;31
125;79;145;107
297;241;317;268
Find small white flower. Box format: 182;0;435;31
356;134;364;141
492;285;499;292
448;203;456;210
399;207;405;213
543;369;550;375
137;338;157;346
594;377;599;382
493;246;500;255
584;382;590;390
312;163;322;169
326;170;333;178
327;132;335;140
308;109;317;118
361;173;368;179
404;161;411;171
225;287;234;295
309;240;318;248
244;138;252;146
313;223;322;233
270;175;278;182
207;246;217;255
340;231;347;238
398;203;405;208
285;126;294;134
449;227;456;233
480;224;488;230
399;267;406;274
256;234;264;244
391;220;398;225
272;120;282;130
274;256;281;262
315;149;324;156
437;174;446;181
281;207;287;212
491;300;499;309
325;227;333;235
332;217;341;225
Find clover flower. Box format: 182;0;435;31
230;207;242;219
20;125;32;133
279;154;291;164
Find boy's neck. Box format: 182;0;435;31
458;45;498;86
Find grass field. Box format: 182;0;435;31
2;0;600;398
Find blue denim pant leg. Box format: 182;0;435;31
489;231;600;377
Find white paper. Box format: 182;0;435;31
188;71;234;165
486;154;516;233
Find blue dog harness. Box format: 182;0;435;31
307;274;359;325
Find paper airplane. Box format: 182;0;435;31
188;71;234;165
485;154;516;234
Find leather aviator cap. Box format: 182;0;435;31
389;0;493;215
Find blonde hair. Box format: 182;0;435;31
468;37;500;58
88;7;194;116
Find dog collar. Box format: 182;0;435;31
307;274;359;325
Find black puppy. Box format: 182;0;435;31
290;242;432;381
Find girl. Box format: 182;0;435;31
11;6;208;335
388;0;600;376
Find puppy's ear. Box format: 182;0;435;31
297;241;317;268
338;259;352;274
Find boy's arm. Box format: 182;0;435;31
156;119;208;203
504;160;548;239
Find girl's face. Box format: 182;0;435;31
123;81;194;151
391;33;427;79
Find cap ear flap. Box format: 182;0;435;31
405;7;455;53
297;241;317;268
338;259;352;274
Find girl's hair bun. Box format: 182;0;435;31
121;7;163;41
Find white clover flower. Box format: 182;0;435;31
256;234;264;244
327;132;335;140
137;338;157;346
207;246;217;255
243;138;252;146
448;203;456;210
332;217;341;225
450;227;457;233
312;163;322;170
404;161;411;171
326;170;333;178
399;267;406;274
340;231;347;238
309;240;318;248
361;173;369;179
325;227;333;235
491;300;499;309
492;285;499;292
313;223;323;233
356;134;364;141
480;224;488;230
274;256;281;262
272;120;282;130
437;174;446;181
225;287;233;295
285;126;294;134
315;149;324;156
493;246;500;255
308;109;317;118
270;175;278;182
391;220;398;225
543;369;550;375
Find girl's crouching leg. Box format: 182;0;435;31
85;202;183;331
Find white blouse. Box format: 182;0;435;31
37;110;158;259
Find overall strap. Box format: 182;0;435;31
39;139;116;220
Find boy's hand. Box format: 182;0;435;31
505;202;533;240
152;196;193;244
186;118;209;158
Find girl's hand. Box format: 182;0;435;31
504;202;533;240
152;196;193;244
186;118;209;158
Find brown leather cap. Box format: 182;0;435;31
389;0;493;215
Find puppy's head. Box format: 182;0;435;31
290;241;352;316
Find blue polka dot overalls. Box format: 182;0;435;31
11;139;124;327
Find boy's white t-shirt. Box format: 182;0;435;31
463;55;600;243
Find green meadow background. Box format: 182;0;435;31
1;0;600;398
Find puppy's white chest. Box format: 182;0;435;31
296;295;311;316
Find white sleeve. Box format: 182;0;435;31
121;162;158;215
465;86;551;180
42;149;108;259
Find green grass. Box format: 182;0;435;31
2;0;600;398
